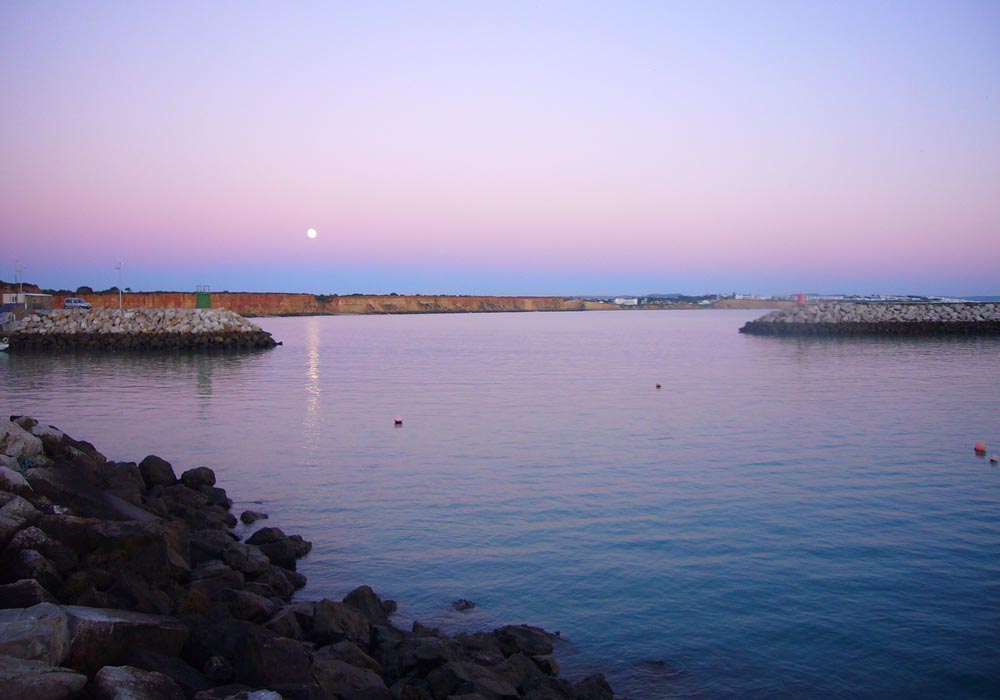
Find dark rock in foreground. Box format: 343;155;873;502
0;416;614;699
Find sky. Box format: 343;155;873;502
1;1;998;297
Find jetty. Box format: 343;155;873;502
739;302;1000;337
5;308;277;351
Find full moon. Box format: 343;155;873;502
306;228;317;239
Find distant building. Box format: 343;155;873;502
614;297;639;306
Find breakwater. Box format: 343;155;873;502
739;302;1000;336
6;308;277;351
49;292;601;316
0;417;614;699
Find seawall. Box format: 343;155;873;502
739;302;1000;336
7;308;277;351
51;292;597;316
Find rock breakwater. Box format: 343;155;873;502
0;417;614;699
739;302;1000;337
7;308;277;351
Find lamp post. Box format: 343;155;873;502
15;261;25;294
115;261;124;310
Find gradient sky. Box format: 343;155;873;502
2;2;998;296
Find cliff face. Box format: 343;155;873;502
50;293;590;316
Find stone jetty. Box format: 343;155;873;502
0;416;614;700
6;308;277;351
739;302;1000;337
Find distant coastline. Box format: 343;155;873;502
5;288;796;317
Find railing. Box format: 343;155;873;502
0;311;16;328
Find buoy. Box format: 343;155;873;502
974;442;987;455
655;383;662;389
394;417;403;426
990;455;998;464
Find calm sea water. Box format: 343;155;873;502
3;310;999;699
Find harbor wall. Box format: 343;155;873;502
740;302;1000;336
8;308;277;350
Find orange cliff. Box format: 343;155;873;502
49;292;612;316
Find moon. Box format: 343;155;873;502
307;228;317;239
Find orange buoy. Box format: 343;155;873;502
974;442;987;455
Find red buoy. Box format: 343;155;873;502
974;442;987;455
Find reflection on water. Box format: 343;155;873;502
303;317;322;455
3;311;999;700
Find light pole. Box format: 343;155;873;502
115;261;124;310
15;261;25;294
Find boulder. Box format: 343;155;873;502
26;468;157;521
0;514;26;552
125;648;213;699
276;566;307;590
494;625;554;657
315;640;382;673
138;455;178;487
231;630;312;687
91;665;185;700
223;542;270;576
192;685;253;700
0;654;88;700
0;579;58;608
190;528;240;565
62;605;189;675
0;494;41;549
312;658;391;700
312;599;371;647
454;632;505;667
239;510;268;525
0;465;32;496
181;467;217;489
521;677;573;700
199;485;232;509
191;621;311;687
245;528;311;569
7;525;80;573
0;420;43;460
34;513;103;555
189;561;246;597
425;660;518;700
0;602;71;666
83;518;191;584
1;549;62;593
570;673;614;700
264;605;308;641
390;636;461;678
494;653;546;690
217;588;279;623
343;584;396;627
531;654;560;677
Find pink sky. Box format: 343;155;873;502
2;2;998;296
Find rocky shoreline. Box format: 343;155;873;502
5;309;278;351
0;417;614;700
739;302;1000;337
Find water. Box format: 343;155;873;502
2;310;998;699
